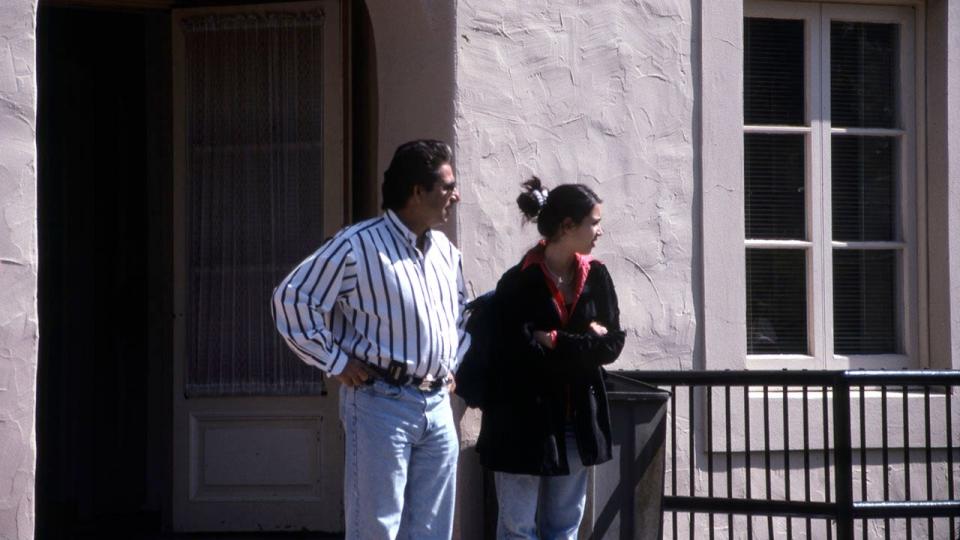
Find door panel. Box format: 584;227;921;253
172;1;344;531
191;414;325;500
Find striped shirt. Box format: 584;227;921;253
272;210;470;378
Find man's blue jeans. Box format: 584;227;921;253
494;431;588;540
339;379;459;540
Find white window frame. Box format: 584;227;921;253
742;1;922;371
698;0;958;459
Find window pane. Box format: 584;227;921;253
831;21;898;128
745;18;805;125
833;250;898;354
832;136;896;241
184;13;328;397
745;134;806;240
747;249;808;354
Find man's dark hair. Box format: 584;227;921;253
381;140;453;211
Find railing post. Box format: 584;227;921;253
832;375;854;540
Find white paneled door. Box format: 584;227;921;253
172;1;344;531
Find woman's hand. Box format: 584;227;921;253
533;330;556;349
589;321;608;336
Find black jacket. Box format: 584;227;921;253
476;258;625;475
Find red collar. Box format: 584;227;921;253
521;241;595;325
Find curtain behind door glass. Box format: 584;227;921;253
183;11;328;396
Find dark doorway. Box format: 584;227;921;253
35;1;376;536
36;7;173;538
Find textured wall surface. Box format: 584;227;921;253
0;0;37;538
453;4;696;537
456;0;697;373
454;2;960;539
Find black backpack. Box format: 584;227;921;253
455;290;497;410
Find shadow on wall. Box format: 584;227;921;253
363;0;457;236
689;0;705;372
35;7;171;538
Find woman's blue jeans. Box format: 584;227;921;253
494;431;588;539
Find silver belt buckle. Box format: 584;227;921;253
418;374;435;391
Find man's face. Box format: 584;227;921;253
420;163;460;227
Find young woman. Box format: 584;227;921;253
477;178;626;539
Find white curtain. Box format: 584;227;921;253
182;10;328;397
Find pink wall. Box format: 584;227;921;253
0;0;38;538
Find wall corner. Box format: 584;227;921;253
0;0;39;539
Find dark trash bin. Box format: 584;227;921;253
583;371;670;540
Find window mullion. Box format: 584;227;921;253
914;3;929;368
830;127;905;136
833;241;908;250
816;4;834;369
744;125;813;134
898;7;920;365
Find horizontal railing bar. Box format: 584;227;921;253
840;370;960;384
620;370;960;386
661;498;960;521
663;496;837;519
852;500;960;519
623;370;839;385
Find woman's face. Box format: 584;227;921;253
562;204;603;254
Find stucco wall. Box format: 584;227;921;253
0;0;37;538
453;3;695;535
456;0;697;372
454;5;695;534
454;1;960;539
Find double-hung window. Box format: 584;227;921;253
743;2;920;369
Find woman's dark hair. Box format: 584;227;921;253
381;140;453;211
517;177;602;239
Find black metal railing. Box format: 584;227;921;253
621;370;960;540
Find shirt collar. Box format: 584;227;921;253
521;240;596;324
521;240;595;274
385;209;431;251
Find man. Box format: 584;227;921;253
272;140;468;539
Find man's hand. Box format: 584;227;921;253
335;358;374;387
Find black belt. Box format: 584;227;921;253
366;364;448;391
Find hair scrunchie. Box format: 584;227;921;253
532;188;549;208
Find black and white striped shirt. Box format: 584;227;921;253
272;210;470;378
